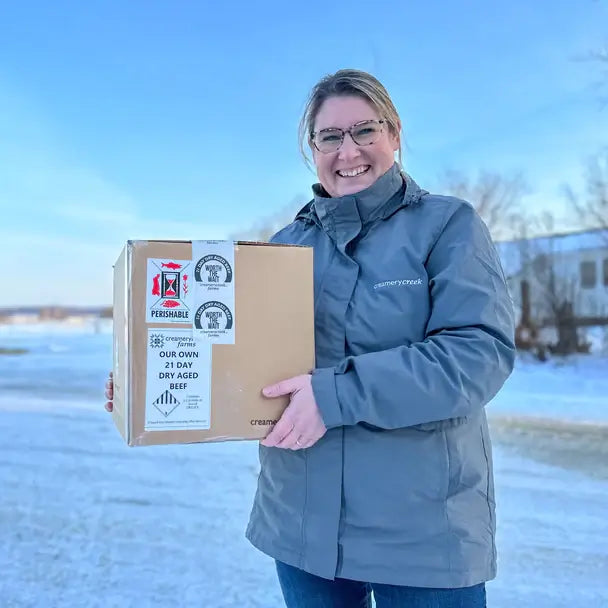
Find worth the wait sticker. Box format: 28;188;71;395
191;241;236;344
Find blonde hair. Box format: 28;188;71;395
298;69;403;169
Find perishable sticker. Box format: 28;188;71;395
145;328;211;431
146;259;193;324
191;240;236;344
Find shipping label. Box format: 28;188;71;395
145;328;211;431
191;240;236;344
146;259;193;324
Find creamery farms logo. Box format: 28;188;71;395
373;278;423;290
194;254;233;289
149;333;165;349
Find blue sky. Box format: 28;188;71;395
1;0;606;306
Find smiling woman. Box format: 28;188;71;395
243;69;516;608
99;68;516;608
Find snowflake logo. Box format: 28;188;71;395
149;333;165;349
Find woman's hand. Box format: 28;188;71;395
104;372;113;412
261;374;327;450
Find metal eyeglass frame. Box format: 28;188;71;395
310;119;385;153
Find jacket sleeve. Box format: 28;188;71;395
311;202;516;431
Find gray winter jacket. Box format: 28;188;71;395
246;162;516;588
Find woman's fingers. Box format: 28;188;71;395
275;430;301;450
104;371;114;412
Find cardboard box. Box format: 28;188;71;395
112;239;314;447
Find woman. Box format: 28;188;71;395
106;69;515;607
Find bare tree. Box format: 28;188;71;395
571;3;607;105
563;148;608;242
564;9;608;238
230;194;308;242
438;170;527;241
588;35;608;105
512;212;590;356
527;251;580;355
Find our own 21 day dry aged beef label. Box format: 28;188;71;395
144;328;212;431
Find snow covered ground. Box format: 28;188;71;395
490;352;608;425
0;326;606;607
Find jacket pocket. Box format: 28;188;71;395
411;416;468;432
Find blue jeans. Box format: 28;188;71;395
275;561;486;608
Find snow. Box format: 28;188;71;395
0;406;281;608
0;328;607;607
489;353;608;424
0;319;112;337
490;450;608;606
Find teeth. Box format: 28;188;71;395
338;166;369;177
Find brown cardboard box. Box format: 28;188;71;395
112;240;314;447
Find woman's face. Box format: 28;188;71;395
312;95;400;198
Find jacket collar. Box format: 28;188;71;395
295;163;427;228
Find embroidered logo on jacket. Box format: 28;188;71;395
374;278;423;290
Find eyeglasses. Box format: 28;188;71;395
311;120;385;154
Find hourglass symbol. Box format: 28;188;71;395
165;277;176;296
162;272;180;298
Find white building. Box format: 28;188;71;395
495;228;608;328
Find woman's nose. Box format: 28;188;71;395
337;132;361;160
